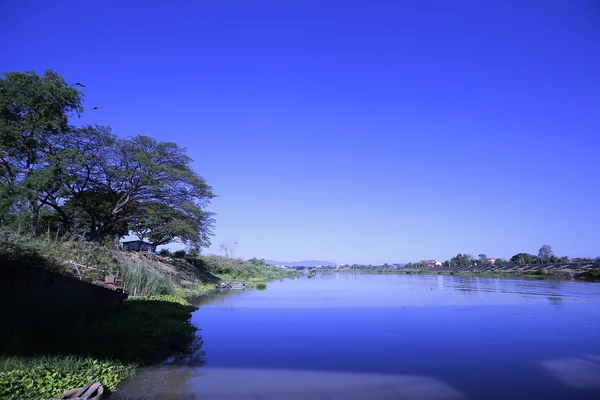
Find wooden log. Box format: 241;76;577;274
80;381;102;398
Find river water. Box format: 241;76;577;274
116;274;600;399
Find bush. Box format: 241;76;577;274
255;282;267;290
158;248;171;256
172;250;186;259
0;356;136;400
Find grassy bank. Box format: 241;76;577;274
0;295;199;399
190;255;300;283
0;234;297;398
0;233;299;296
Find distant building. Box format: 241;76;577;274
121;240;157;253
420;259;442;267
489;258;499;264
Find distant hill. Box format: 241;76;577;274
265;260;337;267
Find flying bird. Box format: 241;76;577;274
70;82;86;88
91;106;103;110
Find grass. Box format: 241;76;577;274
190;255;300;282
118;262;174;296
0;296;200;400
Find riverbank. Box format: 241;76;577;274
0;233;299;296
0;295;198;399
319;265;600;281
0;234;298;399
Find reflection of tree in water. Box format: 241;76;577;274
113;336;207;399
453;276;480;295
190;289;245;308
547;296;564;307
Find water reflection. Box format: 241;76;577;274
115;368;465;399
115;336;207;400
547;296;564;307
542;354;600;389
117;275;600;400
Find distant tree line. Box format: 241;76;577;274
299;244;598;271
0;70;215;249
440;245;598;267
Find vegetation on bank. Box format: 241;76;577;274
313;265;599;281
0;356;135;400
0;233;297;398
0;232;298;295
0;295;199;400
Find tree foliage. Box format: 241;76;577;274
0;70;215;248
446;253;474;267
538;244;554;263
0;70;84;234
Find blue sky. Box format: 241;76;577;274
2;0;599;264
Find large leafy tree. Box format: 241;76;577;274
1;70;215;249
43;127;216;245
0;70;83;235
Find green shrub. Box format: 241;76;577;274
255;282;267;290
172;250;186;259
193;283;215;292
0;356;136;400
577;269;600;281
132;295;193;306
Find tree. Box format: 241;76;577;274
220;240;238;258
130;202;215;249
46;129;216;244
449;253;474;267
1;69;217;251
510;253;539;265
478;253;490;266
0;70;84;235
538;245;554;264
493;258;507;266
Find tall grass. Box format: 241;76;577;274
118;263;174;296
0;233;176;296
190;255;299;282
0;232;114;281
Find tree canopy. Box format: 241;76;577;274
0;70;215;249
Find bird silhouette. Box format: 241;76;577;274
70;82;86;88
91;106;103;110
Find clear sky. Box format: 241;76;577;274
2;0;599;264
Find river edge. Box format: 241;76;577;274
315;268;600;282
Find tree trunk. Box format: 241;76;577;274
30;200;40;237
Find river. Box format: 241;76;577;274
115;274;600;399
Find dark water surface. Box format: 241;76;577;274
116;274;600;399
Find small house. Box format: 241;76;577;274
420;259;442;267
121;240;157;253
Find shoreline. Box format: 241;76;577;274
316;268;600;282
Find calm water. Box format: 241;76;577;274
116;274;600;399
